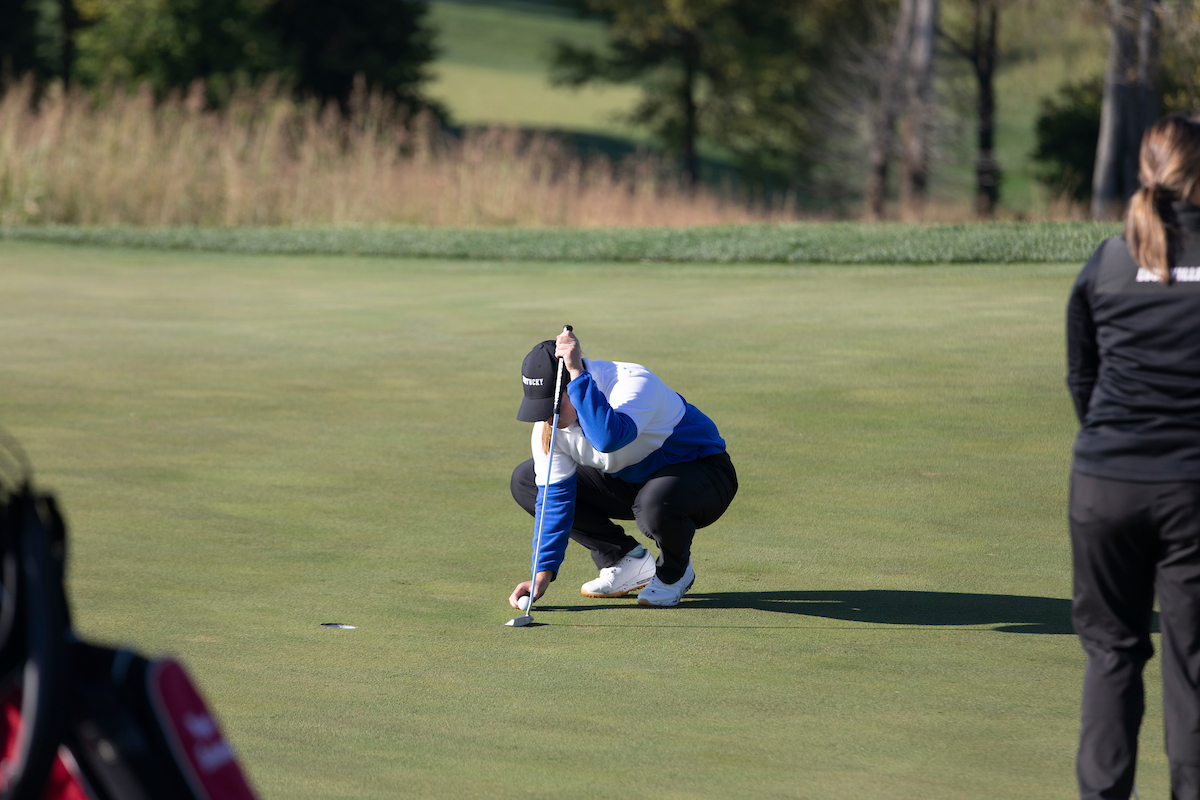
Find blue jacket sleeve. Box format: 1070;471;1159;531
533;474;576;576
567;372;638;452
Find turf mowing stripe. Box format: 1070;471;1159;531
0;221;1121;263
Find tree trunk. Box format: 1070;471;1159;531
865;0;916;221
902;0;938;221
975;1;999;218
59;0;79;86
1092;0;1139;220
681;30;700;188
1134;0;1160;156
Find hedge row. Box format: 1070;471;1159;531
0;222;1121;264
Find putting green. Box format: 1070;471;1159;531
0;241;1165;798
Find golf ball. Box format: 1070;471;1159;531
517;596;531;612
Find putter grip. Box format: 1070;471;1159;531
551;325;572;415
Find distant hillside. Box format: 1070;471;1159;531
426;0;640;137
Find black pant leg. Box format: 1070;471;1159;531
1151;482;1200;800
510;459;642;570
632;452;738;584
1070;471;1158;800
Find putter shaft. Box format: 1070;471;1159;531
510;324;572;627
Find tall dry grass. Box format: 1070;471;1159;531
0;78;796;228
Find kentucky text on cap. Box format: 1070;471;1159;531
517;340;570;422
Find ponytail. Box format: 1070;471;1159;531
1126;184;1171;283
1124;115;1200;285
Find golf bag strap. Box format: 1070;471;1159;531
146;661;256;800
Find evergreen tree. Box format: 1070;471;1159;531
73;0;439;112
266;0;440;113
550;0;876;187
1;1;44;81
74;0;282;101
1;0;73;85
1032;78;1103;204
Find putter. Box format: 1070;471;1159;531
508;324;572;627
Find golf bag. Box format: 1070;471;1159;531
0;444;259;800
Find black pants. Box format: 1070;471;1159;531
1070;471;1200;800
510;452;737;584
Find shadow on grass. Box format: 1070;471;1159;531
690;590;1080;634
543;590;1130;634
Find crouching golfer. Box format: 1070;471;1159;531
1067;115;1200;799
508;328;737;609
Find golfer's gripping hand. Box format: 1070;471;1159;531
556;330;584;379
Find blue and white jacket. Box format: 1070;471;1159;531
530;359;726;575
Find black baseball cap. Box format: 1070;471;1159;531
517;339;570;422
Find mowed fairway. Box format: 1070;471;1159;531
0;241;1167;798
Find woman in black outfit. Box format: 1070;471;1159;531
1067;115;1200;800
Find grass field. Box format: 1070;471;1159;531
0;239;1173;798
427;0;642;137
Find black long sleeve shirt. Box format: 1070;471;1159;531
1067;202;1200;481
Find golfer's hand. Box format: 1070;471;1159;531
509;571;553;608
556;330;584;379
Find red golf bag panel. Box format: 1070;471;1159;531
145;660;255;800
45;748;92;800
1;693;21;788
0;693;91;800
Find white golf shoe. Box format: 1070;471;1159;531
581;547;657;597
636;562;695;607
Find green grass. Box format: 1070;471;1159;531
431;0;606;74
0;240;1173;798
428;61;641;133
0;221;1122;263
427;0;641;136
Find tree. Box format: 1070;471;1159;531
74;0;283;101
863;0;940;221
265;0;440;113
1;2;44;82
0;0;78;86
865;0;916;221
941;0;1003;218
1032;0;1200;209
1158;1;1200;112
1032;77;1104;204
1092;0;1159;220
901;0;938;220
73;0;440;112
59;0;82;86
550;0;878;188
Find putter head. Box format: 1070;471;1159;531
505;614;534;627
